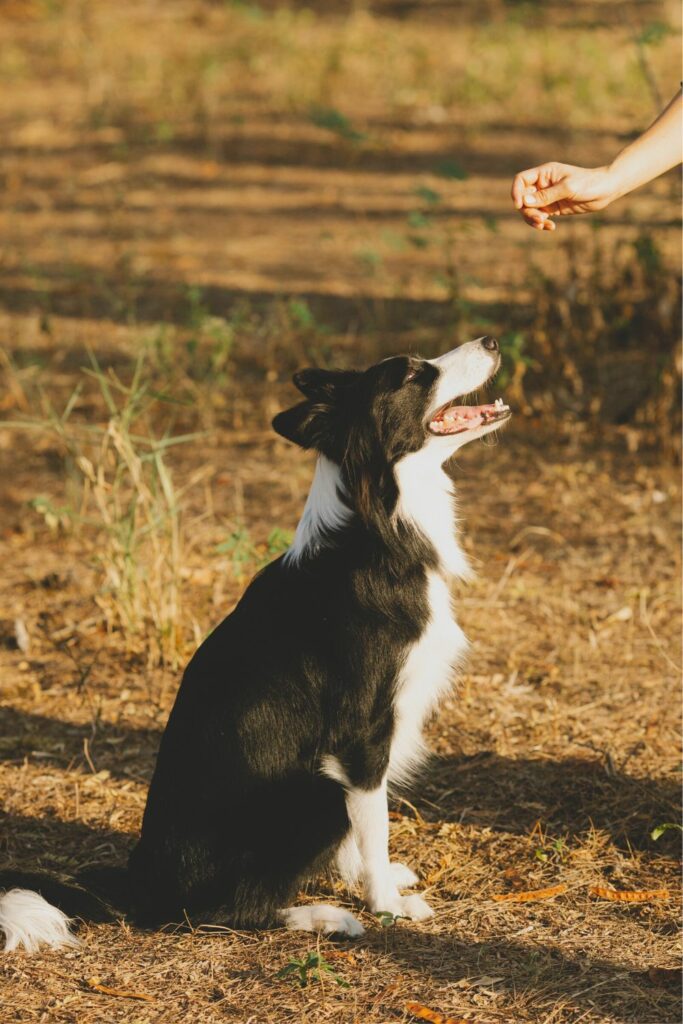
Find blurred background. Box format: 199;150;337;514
0;5;681;1020
1;0;681;444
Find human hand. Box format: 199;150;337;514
511;162;616;231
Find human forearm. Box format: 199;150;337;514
606;88;683;201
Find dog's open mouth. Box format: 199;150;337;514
428;397;511;435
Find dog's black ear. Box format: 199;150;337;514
274;367;361;452
272;400;336;451
293;368;360;401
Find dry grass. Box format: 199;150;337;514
0;1;681;1022
1;427;680;1024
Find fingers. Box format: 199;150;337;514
521;179;571;210
521;207;557;231
511;163;567;209
511;167;542;209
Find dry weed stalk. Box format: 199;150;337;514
11;351;201;668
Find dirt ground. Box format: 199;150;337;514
0;2;681;1023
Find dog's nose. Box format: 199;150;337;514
480;336;498;352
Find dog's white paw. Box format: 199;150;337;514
398;893;434;921
279;904;365;937
374;893;434;922
389;862;419;889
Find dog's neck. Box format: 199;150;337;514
392;447;472;581
284;452;471;581
284;455;353;566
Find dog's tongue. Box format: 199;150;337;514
444;404;489;423
430;400;510;435
431;401;494;433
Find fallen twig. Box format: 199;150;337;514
86;977;154;1002
492;883;567;903
589;886;669;903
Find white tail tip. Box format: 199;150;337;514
0;889;79;954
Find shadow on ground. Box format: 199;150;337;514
1;708;678;856
379;925;681;1024
417;750;681;852
1;804;679;1023
0;259;515;332
0;706;161;785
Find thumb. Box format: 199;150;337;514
523;179;571;208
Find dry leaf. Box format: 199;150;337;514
590;886;669;903
426;853;453;884
492;883;567;903
500;867;526;890
405;1001;468;1024
324;950;357;964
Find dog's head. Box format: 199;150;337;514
273;337;510;522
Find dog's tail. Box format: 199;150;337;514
0;866;127;954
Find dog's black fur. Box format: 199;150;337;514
131;355;439;928
0;341;507;944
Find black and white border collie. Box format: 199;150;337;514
0;337;509;951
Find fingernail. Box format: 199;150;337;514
523;193;538;206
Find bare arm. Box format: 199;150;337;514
511;88;682;231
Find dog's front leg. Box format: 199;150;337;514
345;779;433;922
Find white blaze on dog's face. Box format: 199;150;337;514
424;337;510;452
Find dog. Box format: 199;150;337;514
0;336;509;950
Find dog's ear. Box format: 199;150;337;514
272;400;337;452
273;368;361;452
293;368;360;401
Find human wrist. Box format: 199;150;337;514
595;162;623;206
606;145;655;203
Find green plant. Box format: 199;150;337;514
497;331;537;404
276;950;350;988
215;526;255;577
534;837;568;864
309;106;366;143
215;525;293;580
434;159;469;181
141;289;236;428
263;528;294;563
375;910;407;927
283;298;333;367
355;249;383;276
651;823;682;841
413;185;442;206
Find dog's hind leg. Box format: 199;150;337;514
268;777;365;936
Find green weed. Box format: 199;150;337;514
276;950;350;988
309;106;366;144
534;838;569;864
215;525;293;581
651;823;682;842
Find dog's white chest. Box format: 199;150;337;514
388;572;468;786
